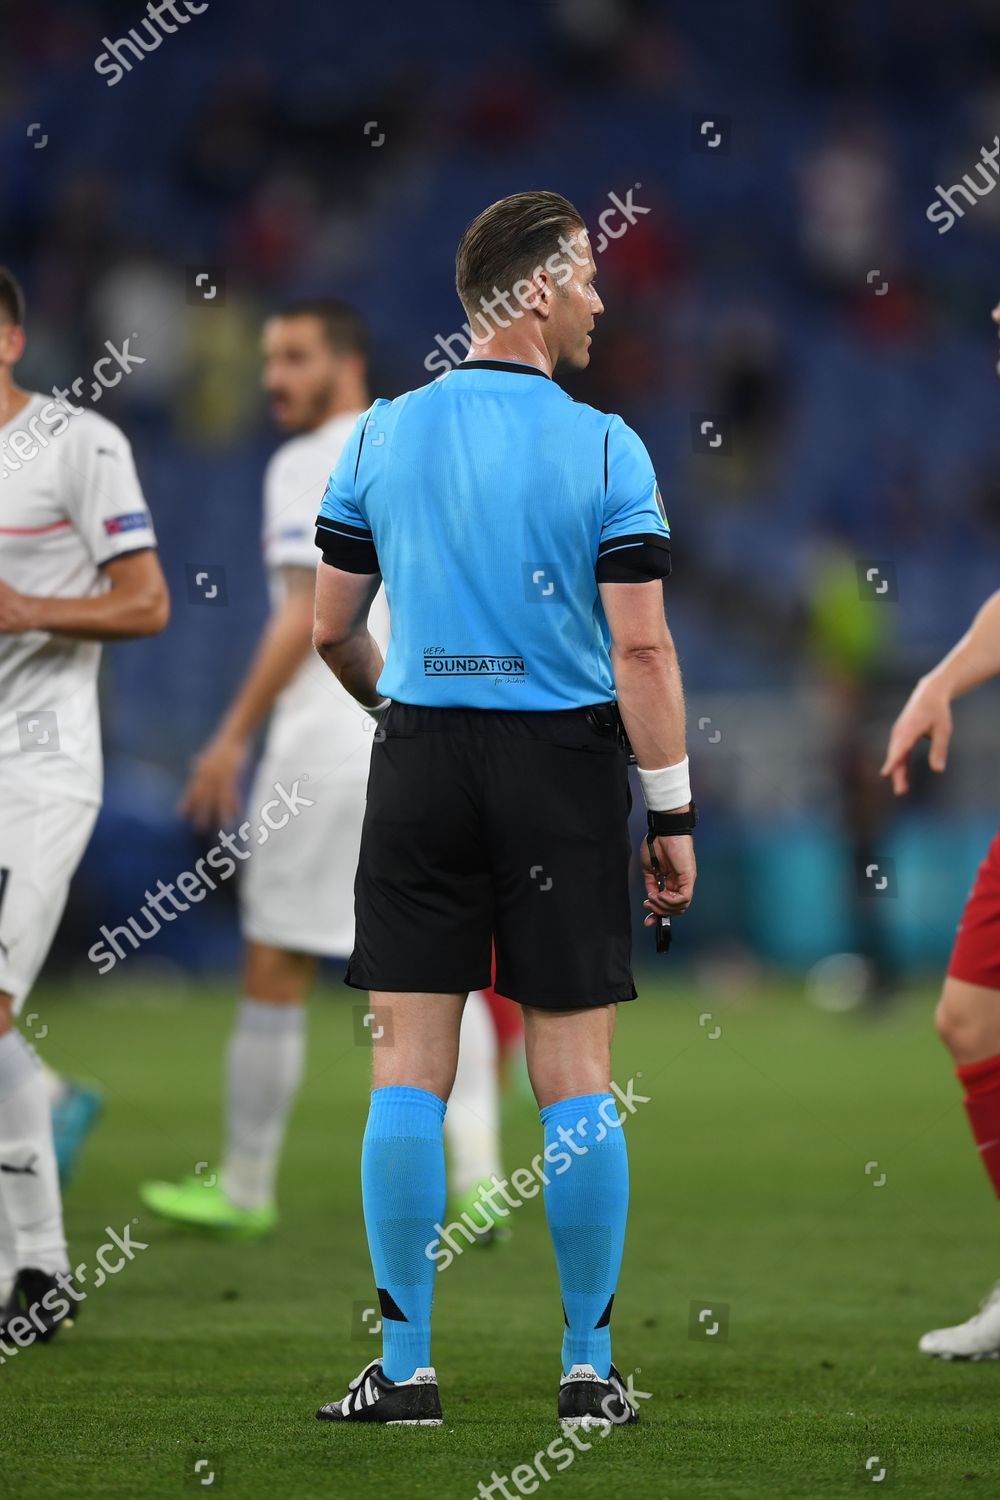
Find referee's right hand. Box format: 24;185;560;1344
641;835;696;922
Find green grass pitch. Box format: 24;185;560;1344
2;972;1000;1499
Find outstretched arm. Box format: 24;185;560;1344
179;565;318;830
881;588;1000;796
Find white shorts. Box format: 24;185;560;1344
0;783;98;1011
239;754;369;957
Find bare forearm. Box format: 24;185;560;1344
313;565;385;707
316;630;385;709
23;586;165;640
928;589;1000;701
613;643;687;773
218;602;314;742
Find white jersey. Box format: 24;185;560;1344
0;393;157;807
261;411;389;767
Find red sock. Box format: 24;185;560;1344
957;1052;1000;1196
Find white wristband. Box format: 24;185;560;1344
637;757;691;812
362;698;391;722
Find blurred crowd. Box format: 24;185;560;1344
4;0;1000;971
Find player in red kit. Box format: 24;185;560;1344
881;304;1000;1357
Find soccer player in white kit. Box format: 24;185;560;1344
140;301;507;1239
0;267;168;1341
138;302;376;1236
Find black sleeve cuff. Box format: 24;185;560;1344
315;516;379;574
596;532;672;583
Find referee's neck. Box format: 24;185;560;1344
465;338;553;378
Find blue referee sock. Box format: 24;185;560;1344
540;1092;629;1379
361;1085;446;1382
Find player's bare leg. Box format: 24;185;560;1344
0;991;75;1340
935;976;1000;1065
243;941;317;1006
918;974;1000;1358
140;941;315;1236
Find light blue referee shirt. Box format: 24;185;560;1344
315;358;671;711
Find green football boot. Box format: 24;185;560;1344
139;1175;276;1238
450;1182;513;1247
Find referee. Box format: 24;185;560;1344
312;191;695;1428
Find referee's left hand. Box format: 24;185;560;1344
641;835;696;921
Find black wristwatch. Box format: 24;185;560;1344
646;802;698;836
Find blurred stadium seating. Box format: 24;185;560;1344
4;0;1000;974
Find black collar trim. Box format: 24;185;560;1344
452;359;550;379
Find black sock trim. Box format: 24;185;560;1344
595;1294;614;1329
377;1287;408;1322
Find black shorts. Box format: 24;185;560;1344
346;703;637;1010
